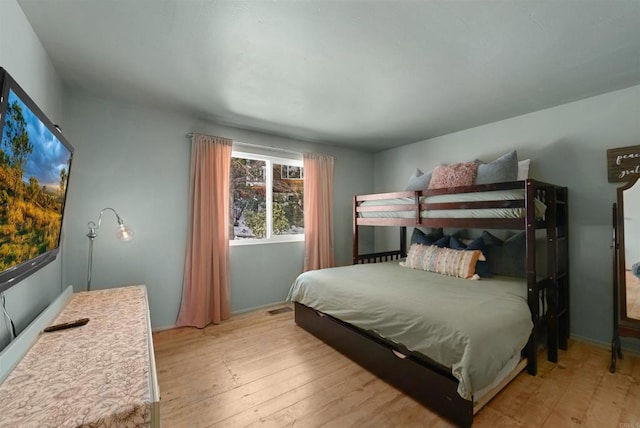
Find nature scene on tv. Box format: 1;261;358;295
0;89;71;271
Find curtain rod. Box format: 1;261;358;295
186;133;302;156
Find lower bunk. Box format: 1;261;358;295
295;302;527;427
289;261;537;427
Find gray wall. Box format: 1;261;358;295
0;0;67;349
62;93;374;329
0;0;374;342
374;84;640;351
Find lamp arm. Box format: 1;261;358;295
87;207;124;239
86;207;129;291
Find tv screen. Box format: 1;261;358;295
0;68;74;293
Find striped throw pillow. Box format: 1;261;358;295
400;244;482;279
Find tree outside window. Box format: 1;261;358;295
230;151;303;242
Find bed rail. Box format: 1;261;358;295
356;250;405;264
354;180;555;229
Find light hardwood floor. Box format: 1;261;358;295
153;305;640;427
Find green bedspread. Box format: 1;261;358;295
288;262;533;399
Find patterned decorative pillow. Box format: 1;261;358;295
428;162;479;189
400;244;482;279
449;236;492;278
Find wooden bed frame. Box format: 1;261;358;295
294;179;569;427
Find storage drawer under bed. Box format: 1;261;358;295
294;302;473;427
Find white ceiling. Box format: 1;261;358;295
16;0;640;152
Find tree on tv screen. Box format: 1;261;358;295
0;100;68;271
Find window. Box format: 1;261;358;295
230;150;304;243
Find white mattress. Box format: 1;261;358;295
359;189;546;219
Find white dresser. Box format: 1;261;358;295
0;285;160;427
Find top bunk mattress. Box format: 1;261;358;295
358;189;546;219
288;261;533;400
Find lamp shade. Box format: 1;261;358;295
117;224;134;242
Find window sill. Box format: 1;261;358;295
229;237;304;247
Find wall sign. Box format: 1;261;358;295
607;145;640;183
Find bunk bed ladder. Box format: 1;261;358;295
352;195;360;264
556;187;570;350
543;185;570;363
545;186;559;363
525;180;539;375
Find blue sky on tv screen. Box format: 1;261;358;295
2;89;71;190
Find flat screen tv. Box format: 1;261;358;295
0;68;73;293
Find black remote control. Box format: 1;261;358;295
43;318;90;332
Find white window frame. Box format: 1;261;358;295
281;165;304;180
230;150;304;246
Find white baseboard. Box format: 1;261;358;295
151;300;290;333
231;300;289;315
571;333;640;357
151;324;176;333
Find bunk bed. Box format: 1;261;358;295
289;179;569;427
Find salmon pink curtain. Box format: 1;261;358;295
177;134;232;328
303;153;335;271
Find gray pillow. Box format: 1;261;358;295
405;168;432;191
475;150;518;185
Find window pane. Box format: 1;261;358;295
231;157;266;239
273;163;304;236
